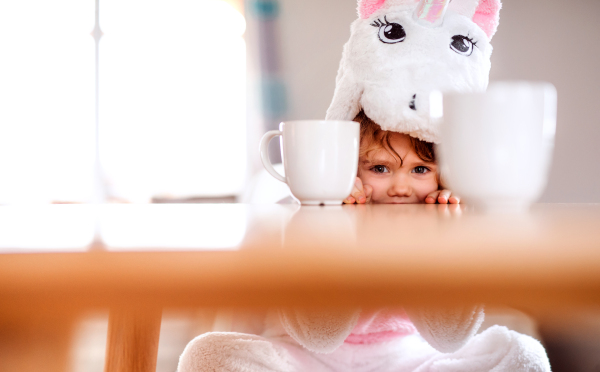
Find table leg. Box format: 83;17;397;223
104;306;162;372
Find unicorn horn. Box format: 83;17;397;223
413;0;450;27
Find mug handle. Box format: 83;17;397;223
259;130;287;183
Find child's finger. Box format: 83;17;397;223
353;177;367;204
364;184;373;204
344;178;364;204
437;189;452;204
354;177;364;193
448;194;461;204
425;190;440;204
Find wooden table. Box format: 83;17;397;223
0;203;599;371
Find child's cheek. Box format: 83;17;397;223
417;179;440;202
363;176;385;202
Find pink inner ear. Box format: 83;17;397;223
358;0;387;19
472;0;501;39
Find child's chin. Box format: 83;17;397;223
375;199;420;204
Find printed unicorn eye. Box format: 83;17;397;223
371;16;406;44
450;35;475;56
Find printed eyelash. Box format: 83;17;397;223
465;33;478;48
370;16;391;28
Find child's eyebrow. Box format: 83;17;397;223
404;156;436;165
361;156;397;167
405;159;437;168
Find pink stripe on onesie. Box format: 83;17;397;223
344;308;417;344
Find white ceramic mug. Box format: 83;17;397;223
259;120;359;205
436;81;557;212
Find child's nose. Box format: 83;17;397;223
388;177;412;197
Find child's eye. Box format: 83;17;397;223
412;166;430;174
371;165;389;174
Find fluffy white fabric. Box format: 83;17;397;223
178;306;550;371
275;306;484;355
278;308;361;354
405;304;485;353
178;325;550;372
177;332;297;372
326;0;493;143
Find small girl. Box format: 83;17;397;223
343;111;460;205
178;110;550;370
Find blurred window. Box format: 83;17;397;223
0;0;246;204
0;0;95;204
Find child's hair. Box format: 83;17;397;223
353;110;435;164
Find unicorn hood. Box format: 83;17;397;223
325;0;501;143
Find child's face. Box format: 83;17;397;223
358;133;439;204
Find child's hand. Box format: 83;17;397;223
343;177;373;204
425;189;460;204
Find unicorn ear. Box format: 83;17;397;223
325;70;362;123
473;0;501;39
325;44;362;123
449;0;502;40
357;0;387;19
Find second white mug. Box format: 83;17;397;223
259;120;359;205
437;81;557;212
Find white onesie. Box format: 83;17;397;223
178;306;551;371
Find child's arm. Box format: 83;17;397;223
425;190;460;204
343;177;373;204
405;304;485;353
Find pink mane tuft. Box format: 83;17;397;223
472;0;501;39
358;0;387;19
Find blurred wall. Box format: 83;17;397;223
276;0;600;203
